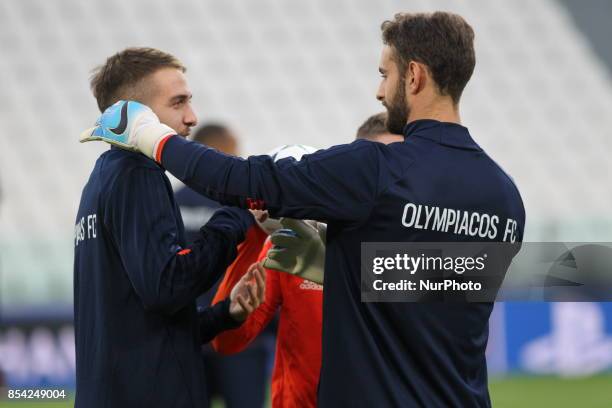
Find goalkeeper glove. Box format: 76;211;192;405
264;218;326;285
80;100;175;161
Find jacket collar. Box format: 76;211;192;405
403;119;482;151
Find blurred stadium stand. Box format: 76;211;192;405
2;0;612;306
0;0;611;391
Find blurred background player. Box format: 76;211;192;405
210;114;402;408
175;123;273;408
175;124;239;242
355;111;404;144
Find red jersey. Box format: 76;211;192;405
212;226;323;408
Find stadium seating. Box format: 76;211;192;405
1;0;611;305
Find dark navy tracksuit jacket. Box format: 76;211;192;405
157;120;526;407
174;187;222;309
174;187;221;244
73;148;253;408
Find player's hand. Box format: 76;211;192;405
249;209;268;224
263;218;326;284
79;100;176;161
228;262;266;322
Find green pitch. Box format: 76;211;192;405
490;375;612;408
1;376;611;407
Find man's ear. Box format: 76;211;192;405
407;61;427;95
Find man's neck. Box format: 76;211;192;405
407;97;461;125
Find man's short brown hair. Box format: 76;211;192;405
90;47;185;112
381;12;475;104
356;112;388;140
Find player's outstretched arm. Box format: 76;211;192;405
264;218;326;285
81;101;393;222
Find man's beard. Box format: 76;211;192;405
385;77;410;135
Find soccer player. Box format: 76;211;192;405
355;111;404;144
175;124;272;408
210;115;402;408
82;12;526;407
74;48;264;408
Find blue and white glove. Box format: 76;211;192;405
80;100;176;161
264;218;326;285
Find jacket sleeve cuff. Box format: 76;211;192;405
197;298;242;344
